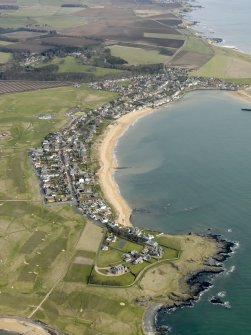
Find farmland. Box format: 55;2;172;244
0;81;70;95
36;56;123;76
0;41;13;46
0;0;187;61
109;45;170;65
170;36;214;68
190;47;251;79
0;52;11;64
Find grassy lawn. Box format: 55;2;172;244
191;47;251;79
129;262;151;277
157;234;182;250
144;32;186;40
97;249;123;267
111;237;143;253
64;264;93;283
0;52;12;64
109;45;170;65
36;56;123;76
162;246;180;259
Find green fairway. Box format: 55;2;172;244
97;249;122;267
109;45;170;65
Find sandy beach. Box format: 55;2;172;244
0;318;51;335
231;88;251;103
98;107;154;227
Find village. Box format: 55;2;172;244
30;67;241;227
29;67;241;278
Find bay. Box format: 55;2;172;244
115;91;251;334
186;0;251;54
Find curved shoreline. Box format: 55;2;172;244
97;107;154;227
97;89;251;228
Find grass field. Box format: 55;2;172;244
170;36;215;68
0;52;12;64
36;56;123;76
98;249;122;267
76;222;104;252
64;264;93;283
109;45;170;65
0;1;86;29
191;47;251;79
183;36;213;55
111;237;143;253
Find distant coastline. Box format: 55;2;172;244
184;0;251;55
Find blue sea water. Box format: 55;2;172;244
186;0;251;53
115;91;251;334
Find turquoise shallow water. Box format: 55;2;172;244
115;91;251;334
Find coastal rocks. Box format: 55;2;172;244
209;295;231;309
210;296;224;305
155;324;172;335
154;235;235;333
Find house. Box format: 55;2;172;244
146;240;158;247
123;253;132;263
133;256;144;265
110;264;127;275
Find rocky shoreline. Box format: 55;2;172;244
145;235;235;335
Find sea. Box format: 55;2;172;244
115;90;251;334
186;0;251;54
